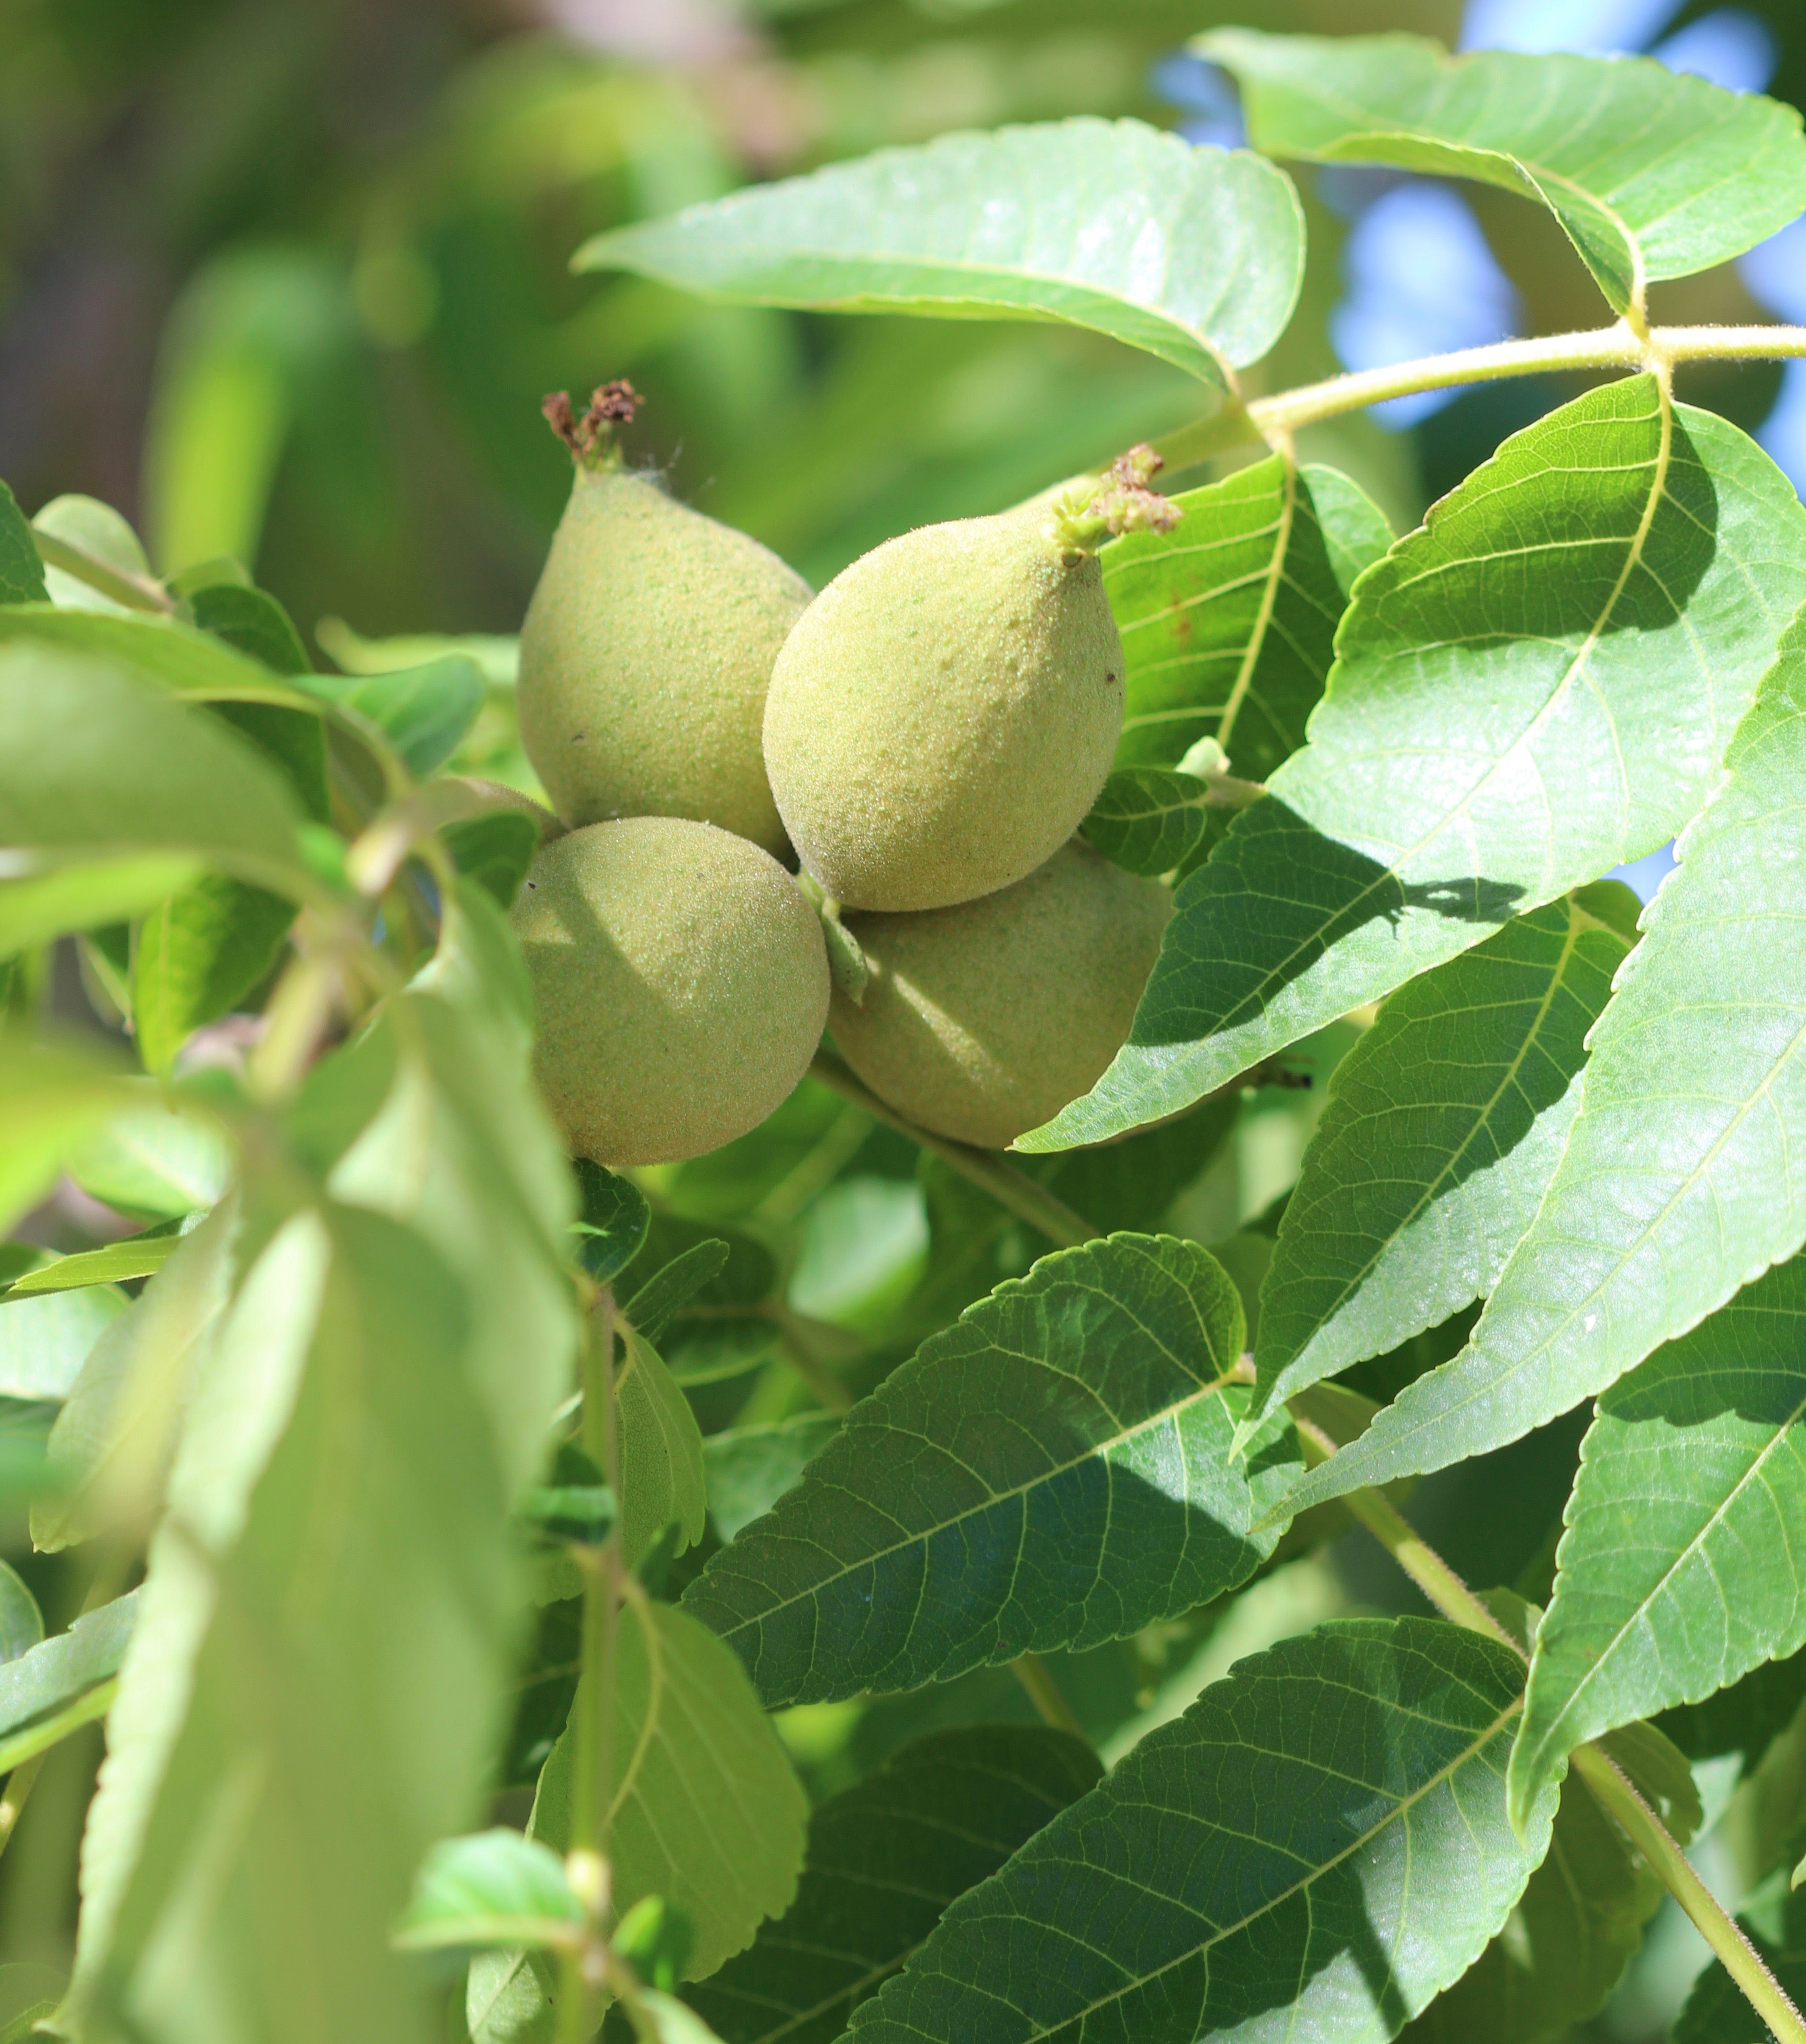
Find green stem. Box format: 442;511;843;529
1010;1651;1087;1737
808;1050;1095;1250
0;1753;44;1864
1294;1411;1806;2044
1149;320;1806;472
1570;1745;1806;2044
558;1289;622;2044
30;529;176;615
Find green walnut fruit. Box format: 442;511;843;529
763;502;1125;911
829;839;1170;1149
511;817;830;1167
518;451;810;857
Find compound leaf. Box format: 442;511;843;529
1107;456;1391;782
683;1234;1298;1707
1285;608;1806;1517
576;120;1305;388
1509;1252;1806;1828
1199;29;1806;316
1023;379;1806;1151
1251;888;1634;1422
686;1725;1101;2044
850;1618;1558;2044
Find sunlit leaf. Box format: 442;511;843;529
1106;457;1391;781
1200;29;1806;315
1284;610;1806;1516
0;1273;129;1400
297;654;486;779
530;1601;808;1980
1249;889;1635;1424
1508;1253;1806;1828
577;121;1305;387
1023;380;1806;1150
394;1831;582;1954
618;1325;708;1565
0;1591;137;1771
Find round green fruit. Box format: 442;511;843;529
511;817;830;1167
830;839;1170;1149
763;503;1125;911
518;468;811;856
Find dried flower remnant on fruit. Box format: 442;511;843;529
764;499;1127;912
517;380;810;853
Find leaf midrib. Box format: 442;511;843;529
1268;903;1591;1399
1533;1364;1806;1761
708;1362;1239;1652
1002;1692;1525;2044
1205;382;1672;1048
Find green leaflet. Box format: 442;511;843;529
187;582;310;677
296;655;486;779
682;1234;1298;1708
1284;609;1806;1519
0;483;48;606
64;1206;525;2044
702;1413;841;1544
0;643;323;945
1399;1767;1662;2044
1508;1253;1806;1828
62;884;578;2044
1106;457;1392;782
0;1276;128;1400
618;1324;708;1565
1199;29;1806;316
0;604;297;702
1082;768;1217;877
685;1725;1101;2044
0;1592;136;1770
132;875;296;1073
530;1602;808;1981
576;120;1305;388
5;1227;182;1298
1022;379;1806;1152
393;1831;582;1954
0;1560;41;1663
849;1618;1559;2044
32;1202;239;1554
0;1031;134;1238
1250;890;1635;1423
66;1088;232;1221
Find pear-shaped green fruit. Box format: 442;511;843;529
512;817;829;1166
518;469;811;856
830;839;1169;1149
763;504;1124;911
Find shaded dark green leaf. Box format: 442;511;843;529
685;1234;1297;1707
850;1618;1558;2044
572;1161;651;1287
444;810;541;912
0;483;47;607
686;1726;1101;2044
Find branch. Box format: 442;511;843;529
1149;320;1806;472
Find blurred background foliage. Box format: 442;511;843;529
3;0;1805;2034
